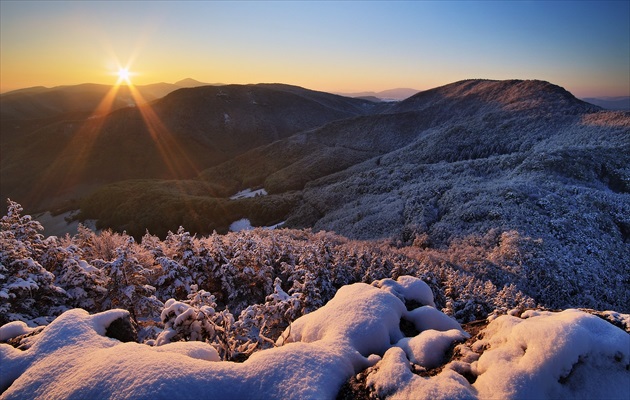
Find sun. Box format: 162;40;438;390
117;68;131;85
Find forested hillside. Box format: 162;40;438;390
1;84;376;211
1;200;536;331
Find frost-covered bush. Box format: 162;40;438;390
71;224;128;262
156;289;222;345
155;278;306;361
56;258;107;310
93;237;162;323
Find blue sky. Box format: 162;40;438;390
1;1;628;96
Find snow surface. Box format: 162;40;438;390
0;321;35;342
152;341;220;362
373;275;436;308
228;218;285;232
472;309;630;399
229;188;268;200
1;277;628;399
367;308;630;399
395;329;468;368
367;347;475;400
229;218;253;232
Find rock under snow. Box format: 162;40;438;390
0;321;35;343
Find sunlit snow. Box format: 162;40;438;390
0;321;35;342
1;277;628;399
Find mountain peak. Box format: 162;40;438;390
393;79;599;115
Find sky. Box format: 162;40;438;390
1;1;629;97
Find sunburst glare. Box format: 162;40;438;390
117;68;130;84
116;67;134;85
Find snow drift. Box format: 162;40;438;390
1;276;628;399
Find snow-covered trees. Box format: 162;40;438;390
94;237;162;323
155;289;222;346
0;200;542;329
154;280;302;361
11;199;630;366
0;200;65;325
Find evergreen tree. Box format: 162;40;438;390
0;200;65;324
96;236;162;323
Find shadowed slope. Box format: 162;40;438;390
1;84;376;211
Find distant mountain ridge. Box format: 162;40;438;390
0;80;214;121
335;87;420;101
174;77;216;87
582;96;630;111
390;79;598;114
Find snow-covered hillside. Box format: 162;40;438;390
69;79;628;314
1;200;629;398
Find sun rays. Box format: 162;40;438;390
27;59;201;213
126;83;200;178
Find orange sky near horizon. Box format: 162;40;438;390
1;1;628;98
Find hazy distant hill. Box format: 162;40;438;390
0;79;220;122
1;83;160;121
336;87;420;101
582;96;630;111
174;77;217;87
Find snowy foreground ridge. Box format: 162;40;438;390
1;277;629;399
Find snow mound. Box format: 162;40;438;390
0;321;35;342
372;275;436;308
278;281;407;358
1;277;628;399
396;329;468;368
0;276;443;398
366;308;630;399
0;308;354;398
366;346;475;400
152;340;220;362
406;306;465;333
472;309;630;399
